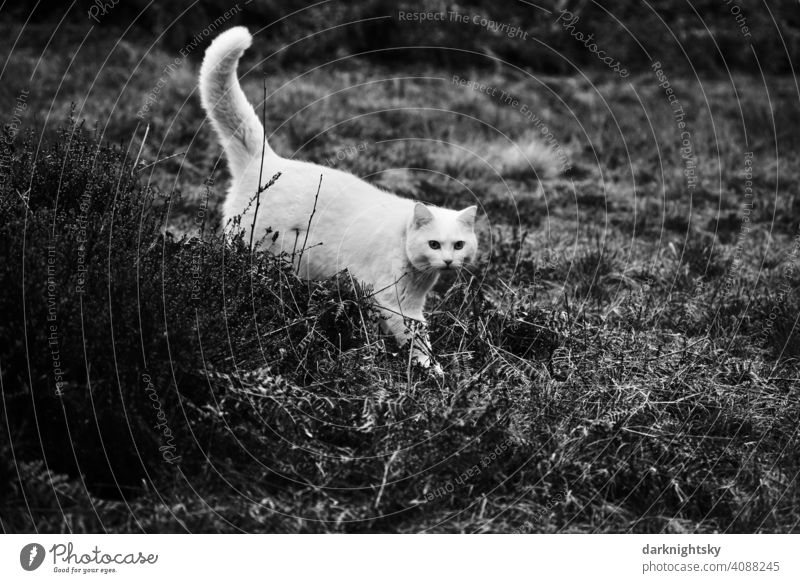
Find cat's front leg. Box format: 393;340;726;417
404;315;434;369
380;310;441;374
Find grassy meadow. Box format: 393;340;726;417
1;6;799;533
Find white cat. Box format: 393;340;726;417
198;27;478;371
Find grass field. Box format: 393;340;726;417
1;19;799;533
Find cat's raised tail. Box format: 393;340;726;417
199;26;269;177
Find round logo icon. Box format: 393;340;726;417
20;543;46;571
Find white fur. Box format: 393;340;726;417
199;27;478;369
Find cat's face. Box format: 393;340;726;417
406;203;478;272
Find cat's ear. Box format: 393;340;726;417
413;203;434;229
457;206;477;229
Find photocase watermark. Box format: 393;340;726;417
555;10;628;78
720;152;754;295
20;543;46;571
137;4;242;119
633;274;655;303
676;153;753;335
722;0;752;39
322;141;370;168
398;10;528;40
49;542;158;573
70;184;93;294
538;248;562;273
683;274;707;327
423;438;513;502
451;75;571;173
189;180;211;305
46;246;67;397
87;0;119;23
142;372;181;464
22;541;158;574
652;61;696;195
757;226;800;347
509;487;568;533
0;88;29;188
451;75;501;98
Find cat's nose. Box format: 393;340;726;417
444;259;453;267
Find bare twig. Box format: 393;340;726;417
135;151;186;173
290;229;300;265
361;271;409;300
250;74;269;253
244;174;281;250
131;123;149;176
16;189;31;212
374;450;399;509
295;173;323;273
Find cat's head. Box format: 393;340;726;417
405;203;478;272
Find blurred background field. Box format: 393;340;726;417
1;1;799;533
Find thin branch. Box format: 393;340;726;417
290;229;301;264
245;173;281;250
295;173;323;273
131;123;149;176
250;74;269;253
135;151;186;173
16;189;31;213
374;450;399;509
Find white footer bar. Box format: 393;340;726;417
2;534;797;582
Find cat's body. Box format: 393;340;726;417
199;27;478;370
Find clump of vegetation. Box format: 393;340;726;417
1;118;798;533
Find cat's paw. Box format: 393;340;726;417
412;353;444;376
412;352;432;368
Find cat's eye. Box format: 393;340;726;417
428;241;441;250
454;241;465;250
